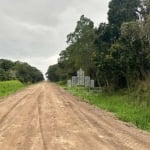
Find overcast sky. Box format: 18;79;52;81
0;0;110;76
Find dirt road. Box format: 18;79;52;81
0;82;150;150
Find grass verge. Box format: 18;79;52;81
0;80;25;98
64;86;150;131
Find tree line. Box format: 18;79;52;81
0;59;44;83
46;0;150;92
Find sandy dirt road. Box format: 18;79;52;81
0;82;150;150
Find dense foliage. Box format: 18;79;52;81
46;0;150;93
0;59;44;83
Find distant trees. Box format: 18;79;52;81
46;0;150;93
0;59;44;83
46;64;60;82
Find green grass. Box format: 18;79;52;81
65;86;150;131
56;81;67;87
0;80;25;98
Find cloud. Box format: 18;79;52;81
0;0;110;75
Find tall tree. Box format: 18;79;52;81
66;15;96;73
108;0;140;27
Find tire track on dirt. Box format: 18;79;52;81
52;86;113;149
37;92;48;150
55;85;150;150
70;97;150;149
0;86;40;127
41;83;63;150
18;92;42;150
0;86;40;133
0;85;44;150
56;92;124;150
62;87;150;149
0;94;29;124
0;82;150;150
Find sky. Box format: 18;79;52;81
0;0;110;76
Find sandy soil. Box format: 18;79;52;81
0;82;150;150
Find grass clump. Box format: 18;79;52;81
66;86;150;131
0;80;25;98
57;81;67;87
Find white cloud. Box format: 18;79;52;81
0;0;110;74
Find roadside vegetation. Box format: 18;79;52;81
0;80;25;98
0;59;44;83
0;59;43;98
47;0;150;93
65;85;150;131
47;0;150;131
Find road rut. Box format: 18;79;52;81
0;82;150;150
